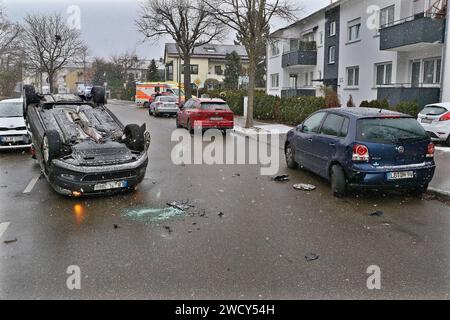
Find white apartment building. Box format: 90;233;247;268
267;0;449;108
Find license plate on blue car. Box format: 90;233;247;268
94;180;128;191
387;171;414;180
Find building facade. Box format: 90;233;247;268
164;43;249;89
267;0;448;108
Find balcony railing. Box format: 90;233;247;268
379;12;446;50
282;42;317;68
377;84;441;108
281;88;316;98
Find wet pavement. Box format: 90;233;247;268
0;100;449;299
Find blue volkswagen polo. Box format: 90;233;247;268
285;107;436;197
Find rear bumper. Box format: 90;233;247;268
48;154;149;196
155;107;179;114
193;120;234;130
346;162;436;189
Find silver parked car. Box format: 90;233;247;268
0;98;31;150
149;95;179;117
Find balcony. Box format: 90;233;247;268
379;13;445;51
282;41;317;68
281;88;316;98
377;84;441;108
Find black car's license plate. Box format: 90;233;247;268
387;171;414;180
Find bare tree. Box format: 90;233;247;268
111;51;143;84
136;0;226;99
205;0;297;128
0;7;21;57
22;13;85;93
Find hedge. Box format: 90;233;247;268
360;99;420;117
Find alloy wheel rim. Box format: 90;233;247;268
43;136;49;163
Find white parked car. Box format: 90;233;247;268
0;98;31;150
417;103;450;146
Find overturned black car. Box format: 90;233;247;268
23;85;150;197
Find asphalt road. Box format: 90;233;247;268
0;100;449;299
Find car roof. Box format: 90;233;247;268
193;98;226;103
328;107;409;118
424;102;450;109
0;98;23;103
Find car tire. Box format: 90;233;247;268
176;117;182;128
23;85;39;117
42;130;61;164
91;86;107;105
144;102;149;109
331;164;347;198
187;119;193;134
446;135;450;147
412;184;429;197
285;143;298;169
124;124;146;152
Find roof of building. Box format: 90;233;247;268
165;43;248;60
270;0;347;38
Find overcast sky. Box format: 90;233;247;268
3;0;330;60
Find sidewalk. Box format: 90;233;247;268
233;116;450;198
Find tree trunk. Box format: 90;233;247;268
245;51;256;128
183;53;192;100
48;72;55;94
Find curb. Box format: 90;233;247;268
231;127;286;151
428;187;450;200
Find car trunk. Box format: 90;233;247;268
356;117;431;167
417;105;449;125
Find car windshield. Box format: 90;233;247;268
357;117;429;144
420;106;448;116
201;103;230;110
0;102;23;117
160;97;178;103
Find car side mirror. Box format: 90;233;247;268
297;124;304;132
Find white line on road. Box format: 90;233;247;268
0;222;10;239
23;175;41;194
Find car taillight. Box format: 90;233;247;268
352;144;370;162
426;142;435;158
439;111;450;121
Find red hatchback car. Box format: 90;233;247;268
176;98;234;133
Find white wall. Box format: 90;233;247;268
441;2;450;101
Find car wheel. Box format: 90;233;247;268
285;143;298;169
187;119;193;134
91;86;107;105
331;164;347;198
176;116;182;128
124;124;145;152
42;130;61;164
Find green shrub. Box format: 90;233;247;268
393;101;420;117
360;99;389;110
279;96;326;125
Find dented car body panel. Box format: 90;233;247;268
25;91;150;196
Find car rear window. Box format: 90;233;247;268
419;105;448;116
201;103;230;110
357;117;429;144
160;97;177;103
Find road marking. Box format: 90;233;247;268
0;222;10;239
23;175;41;194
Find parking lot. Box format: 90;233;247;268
1;100;450;299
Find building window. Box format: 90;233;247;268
319;32;323;46
305;72;309;86
271;74;279;88
347;66;359;87
290;39;299;52
376;63;392;85
181;64;199;75
380;5;395;28
348;19;361;42
270;42;280;57
329;21;336;36
423;58;442;84
328;46;336;64
215;65;223;75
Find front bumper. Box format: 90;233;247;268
346;162;436;189
48;153;149;196
0;132;32;150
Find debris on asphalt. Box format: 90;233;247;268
164;226;173;233
113;224;119;229
122;207;185;223
218;212;224;218
232;173;241;177
167;201;195;211
272;174;290;182
305;252;319;262
293;184;317;191
0;185;7;188
369;210;384;217
3;238;17;244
